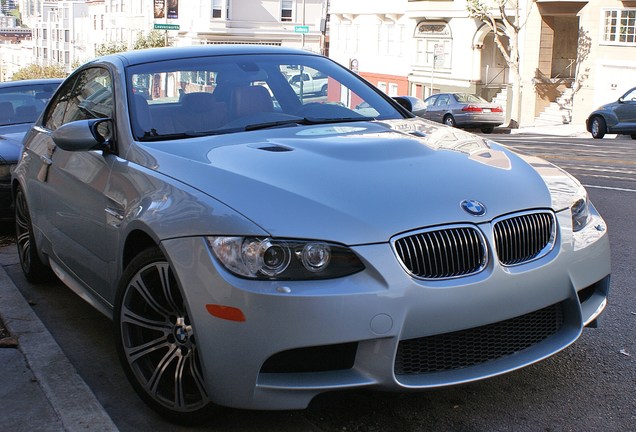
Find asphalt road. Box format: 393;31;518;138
3;133;635;431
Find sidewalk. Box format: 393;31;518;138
494;122;590;137
0;245;118;432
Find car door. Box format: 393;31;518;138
430;94;450;123
28;66;117;303
614;87;636;131
422;95;438;120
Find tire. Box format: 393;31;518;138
590;116;606;139
631;134;636;140
320;84;328;96
14;186;53;283
481;127;494;133
443;115;456;127
114;247;214;425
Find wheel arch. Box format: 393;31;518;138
122;229;159;272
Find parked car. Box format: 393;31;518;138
586;87;636;139
0;78;63;219
13;45;610;424
287;68;328;96
393;95;427;117
420;92;504;133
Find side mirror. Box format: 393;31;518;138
393;96;413;112
52;119;113;152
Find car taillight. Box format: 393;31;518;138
491;106;503;112
462;105;482;112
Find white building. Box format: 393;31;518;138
0;39;34;80
29;0;329;72
329;0;636;127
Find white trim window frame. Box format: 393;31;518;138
602;8;636;45
414;21;452;70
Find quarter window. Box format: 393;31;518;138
603;9;636;45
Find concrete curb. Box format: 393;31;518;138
0;266;119;432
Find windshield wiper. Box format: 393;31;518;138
244;116;376;132
137;129;234;142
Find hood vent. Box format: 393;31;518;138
256;145;293;153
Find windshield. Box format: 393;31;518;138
0;83;59;127
126;53;405;141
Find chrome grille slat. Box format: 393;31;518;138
494;212;555;266
394;226;486;279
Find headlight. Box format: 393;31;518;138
571;194;591;232
208;236;365;280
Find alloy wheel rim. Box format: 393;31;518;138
120;261;208;412
15;191;32;270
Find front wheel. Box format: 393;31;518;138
443;115;456;127
15;186;53;283
480;127;494;134
590;117;606;139
114;247;214;425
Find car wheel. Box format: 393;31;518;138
631;134;636;140
321;84;328;96
590;117;606;139
114;247;214;425
481;127;494;133
14;186;53;283
444;115;456;127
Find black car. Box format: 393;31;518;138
0;78;63;219
586;87;636;139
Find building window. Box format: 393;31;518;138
603;9;636;45
414;21;452;70
65;30;70;42
281;0;293;22
211;0;225;19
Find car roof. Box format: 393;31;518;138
96;45;322;67
0;78;64;88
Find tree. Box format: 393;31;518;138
133;30;170;50
95;41;129;56
467;0;527;128
12;64;67;80
95;30;170;58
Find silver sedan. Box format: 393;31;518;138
12;45;610;424
422;92;505;133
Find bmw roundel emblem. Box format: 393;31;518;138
461;199;487;216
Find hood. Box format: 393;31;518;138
0;125;29;164
135;119;555;245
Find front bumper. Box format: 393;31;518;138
163;209;610;410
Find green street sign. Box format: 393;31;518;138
154;23;180;31
294;25;309;34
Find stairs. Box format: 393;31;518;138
534;87;573;125
491;87;508;115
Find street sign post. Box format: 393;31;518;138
154;23;180;31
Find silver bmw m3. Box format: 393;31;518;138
12;45;610;424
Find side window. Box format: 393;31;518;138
43;68;113;131
63;68;113;124
436;95;450;106
43;79;75;130
424;96;437;107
